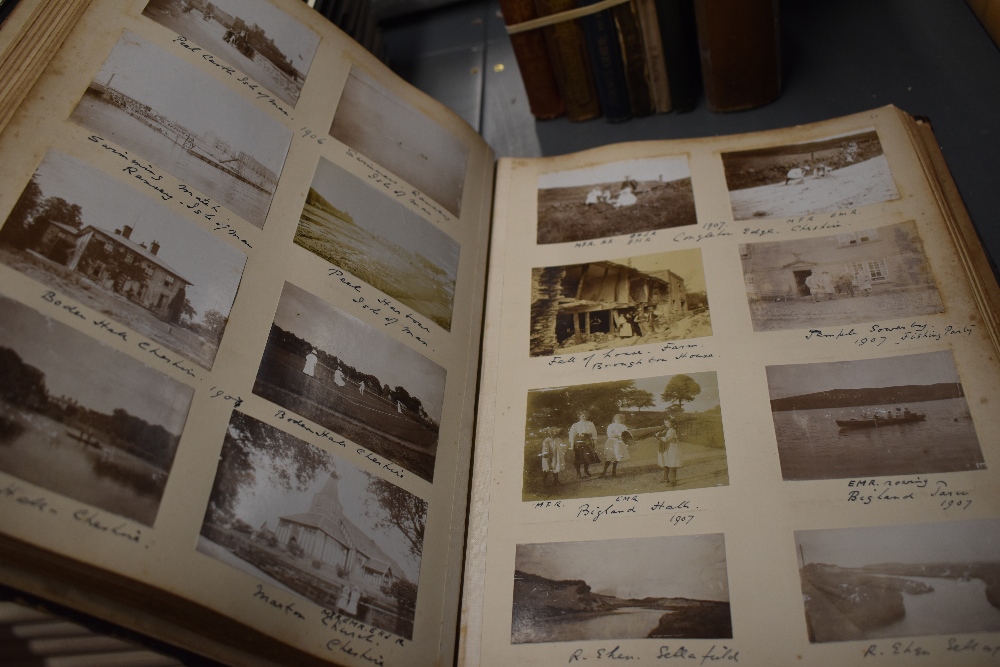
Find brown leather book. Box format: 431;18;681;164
693;0;780;112
498;0;566;119
612;0;654;117
534;0;602;121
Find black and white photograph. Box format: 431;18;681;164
512;534;732;644
529;249;710;357
767;350;984;481
253;283;446;482
0;151;246;370
536;156;696;245
0;295;193;526
142;0;320;107
522;372;727;501
797;519;1000;643
294;157;460;331
330;66;470;219
70;32;292;228
741;221;944;332
722;129;900;221
198;411;425;639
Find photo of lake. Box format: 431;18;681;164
767;350;984;480
797;519;1000;643
512;534;731;644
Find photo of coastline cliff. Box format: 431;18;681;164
511;534;731;644
767;350;984;480
797;519;1000;642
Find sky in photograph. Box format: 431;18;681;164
516;534;729;601
797;518;1000;568
534;371;721;415
225;417;421;582
0;296;193;432
537;156;691;189
273;283;446;422
620;247;707;293
87;32;291;173
766;350;960;400
310;157;460;278
29;150;245;320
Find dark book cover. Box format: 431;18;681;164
576;0;632;122
499;0;567;119
535;0;602;121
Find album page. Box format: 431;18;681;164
0;1;494;665
463;106;1000;667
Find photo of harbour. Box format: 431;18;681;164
767;350;984;480
797;519;1000;642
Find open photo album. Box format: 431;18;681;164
0;1;999;665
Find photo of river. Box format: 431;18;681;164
797;519;1000;643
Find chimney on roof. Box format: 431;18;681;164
140;243;147;249
122;225;133;239
150;241;160;256
114;228;121;235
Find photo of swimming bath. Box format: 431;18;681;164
511;534;731;644
0;295;192;526
797;519;1000;643
767;350;984;481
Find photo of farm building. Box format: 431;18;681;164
741;221;944;331
31;223;189;320
530;249;710;357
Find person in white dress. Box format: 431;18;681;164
540;428;567;488
656;417;682;486
568;411;599;477
303;349;318;377
359;380;365;396
333;367;346;386
601;414;629;477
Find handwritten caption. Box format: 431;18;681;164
741;211;860;240
548;342;714;372
274;410;404;480
568;643;739;663
2;482;143;544
535;496;698;525
846;477;974;510
345;148;452;224
326;269;433;348
863;636;1000;659
806;322;975;346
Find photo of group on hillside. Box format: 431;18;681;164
522;372;727;501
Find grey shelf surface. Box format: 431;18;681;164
384;0;1000;268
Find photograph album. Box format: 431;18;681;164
0;0;999;665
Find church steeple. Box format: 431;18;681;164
309;470;344;519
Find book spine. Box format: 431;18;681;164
499;0;567;119
693;0;780;112
535;0;601;121
632;0;671;113
655;0;700;112
611;0;655;117
576;0;632;122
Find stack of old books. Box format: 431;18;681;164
499;0;781;120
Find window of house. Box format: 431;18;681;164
837;229;880;247
738;244;750;259
847;258;890;282
164;275;175;288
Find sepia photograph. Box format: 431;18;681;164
70;32;292;228
529;249;710;357
0;150;246;370
294;157;460;331
142;0;320;107
722;129;900;221
536;156;696;245
198;411;426;639
330;66;470;218
0;295;193;526
253;283;446;482
741;221;944;332
522;372;726;501
797;519;1000;643
767;350;984;481
512;534;731;644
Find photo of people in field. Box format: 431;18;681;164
523;372;726;501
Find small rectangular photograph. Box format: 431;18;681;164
330;66;470;219
741;221;944;332
198;411;426;639
141;0;320;107
294;157;460;331
722;129;900;221
529;248;710;357
0;150;246;370
523;372;727;501
70;31;293;228
0;295;193;526
536;156;696;245
512;534;731;644
253;283;446;482
767;350;984;481
797;519;1000;643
